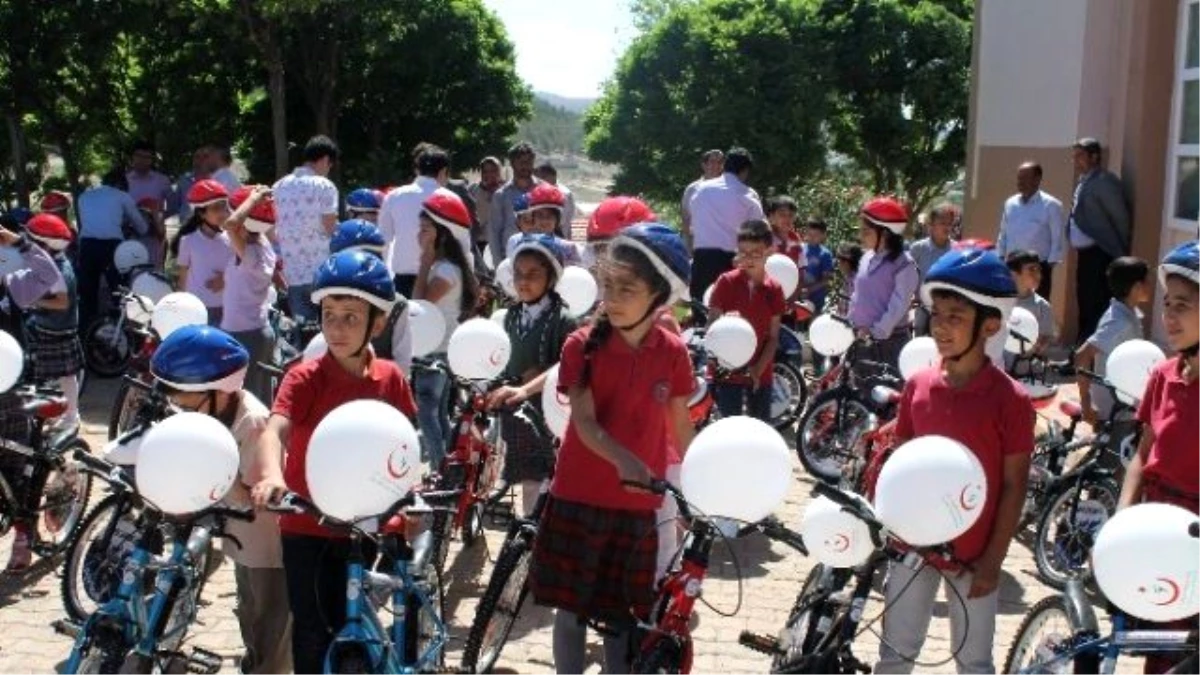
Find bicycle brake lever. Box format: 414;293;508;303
221;532;244;551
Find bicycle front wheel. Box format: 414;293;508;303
796;387;871;483
1033;477;1119;590
1003;594;1093;674
462;537;533;673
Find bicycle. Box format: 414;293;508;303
740;482;969;674
56;450;253;674
1004;576;1198;673
631;479;809;673
0;384;92;572
267;488;461;674
82;288;156;378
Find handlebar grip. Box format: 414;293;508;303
74;449;115;474
214;506;256;522
266;491;315;515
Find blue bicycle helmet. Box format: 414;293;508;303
330;219;386;255
511;233;569;283
10;207;32;226
610;223;691;302
1160;240;1199;285
920;247;1017;314
151;325;249;393
310;250;396;313
346;188;382;214
513;193;532;216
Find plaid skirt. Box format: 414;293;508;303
501;404;556;483
530;496;658;622
26;325;84;380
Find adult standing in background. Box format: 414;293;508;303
468;157;503;256
680;149;725;248
534;162;576;237
125;140;171;268
488;142;541;262
210;145;243;195
76;167;150;329
686;147;763;300
996;161;1065;299
378;144;449;297
170;147;214;222
909;203;957;336
272;135;340;324
1068;138;1131;341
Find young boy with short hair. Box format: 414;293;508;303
876;248;1033;674
800;219;835;312
909;204;956;335
707;219;785;420
1074;256;1151;427
1006;250;1057;357
764;195;802;265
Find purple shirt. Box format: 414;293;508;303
220;242;276;333
3;240;64;309
126;170;172;208
848;250;919;339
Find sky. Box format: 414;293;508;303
482;0;635;99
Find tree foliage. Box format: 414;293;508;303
518;98;585;155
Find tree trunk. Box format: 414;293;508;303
5;114;29;207
267;61;289;178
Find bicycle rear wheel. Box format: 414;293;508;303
33;440;92;555
772;564;836;672
107;378;146;441
1033;477;1119;590
82;318;132;378
461;537;533;673
1003;594;1095;673
770;361;807;431
796;387;871;483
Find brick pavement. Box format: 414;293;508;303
0;377;1141;673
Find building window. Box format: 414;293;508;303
1167;0;1200;228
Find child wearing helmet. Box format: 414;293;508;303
486;234;579;516
345;187;382;223
250;249;417;674
1116;241;1199;673
529;223;695;673
850;196;919;369
220;185;278;404
172;179;234;326
150;325;292;673
875;248;1034;673
414;190;479;465
505;184;583;265
329;219;414;376
585;196;655;274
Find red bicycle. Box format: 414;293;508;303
629;479;808;673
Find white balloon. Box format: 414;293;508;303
495;258;517;298
540;364;572;439
1004;306;1040;355
559;266;599;317
801;494;877;568
306;399;422;522
898;336;939;380
448;318;511;381
0;245;24;276
136;413;239;515
703;284;714;307
489;308;508;327
483;246;495;272
152;292;208;339
809;314;855;357
1092;503;1199;622
130;271;174;305
680;416;791;523
408;299;447;358
0;330;23;393
873;435;987;546
765;253;800;298
1106;339;1166;404
113;240;150;274
124;294;154;326
267;285;279;307
703;315;758;369
303;333;328;362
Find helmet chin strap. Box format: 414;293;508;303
613;293;668;332
352;307;382;358
944;312;987;363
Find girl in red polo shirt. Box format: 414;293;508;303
1117;240;1199;675
531;224;695;673
250;250;416;675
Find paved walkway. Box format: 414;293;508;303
0;377;1141;673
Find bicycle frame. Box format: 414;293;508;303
1021;610;1196;674
639;520;719;673
443;385;500;532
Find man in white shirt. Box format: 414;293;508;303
680;149;725;247
687;147;764;299
995;161;1065;299
378;144;449;297
272;135;340;324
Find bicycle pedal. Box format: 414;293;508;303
738;631;782;656
51;618;82;638
185;647;223;674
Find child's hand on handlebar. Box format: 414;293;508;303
250;477;289;509
487;385;527;410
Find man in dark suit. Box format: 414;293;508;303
1068;138;1131;341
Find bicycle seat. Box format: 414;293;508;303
1059;399;1084;420
23;396;67;420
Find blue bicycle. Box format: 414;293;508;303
56;450;252;674
268;487;460;674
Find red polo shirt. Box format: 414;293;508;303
775;231;803;265
554;324;694;511
709;268;786;387
272;352;418;537
1137;356;1199;512
893;362;1035;564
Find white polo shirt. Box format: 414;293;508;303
378;176;441;276
687;173;764;252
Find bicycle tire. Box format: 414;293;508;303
82;318;132;378
328;643;373;674
33;438;92;555
770;361;807;431
1033;476;1119;590
772;564;833;673
631;637;685;674
404;563;445;669
106;378;144;441
795;387;871;483
429;509;453;575
461;537;533;673
1003;593;1096;673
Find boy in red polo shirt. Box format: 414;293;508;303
250;250;416;675
765;195;802;265
875;248;1034;674
707;219;785;421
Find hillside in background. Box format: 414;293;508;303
511;93;613;207
534;91;595;114
517;96;587;155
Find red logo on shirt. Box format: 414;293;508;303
652;381;670;403
386;445;411;481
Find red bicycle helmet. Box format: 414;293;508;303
231;186;276;233
187;179;229;208
527;183;565;212
421;189;471;231
860;196;908;235
25;213;74;251
39;191;71;214
587;196;655;242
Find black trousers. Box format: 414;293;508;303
1076;246;1114;342
690;248;735;301
393;273;417;300
1037;261;1054;300
77;238;122;330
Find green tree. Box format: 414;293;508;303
585;0;831;203
815;0;972;217
518;98;584;155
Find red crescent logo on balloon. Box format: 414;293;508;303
555;391;570;407
386;446;411;481
1147;577;1182;606
208;486;221;502
488;349;505;367
959;485;981;511
829;534;850;553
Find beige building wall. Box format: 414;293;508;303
964;0;1180;344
